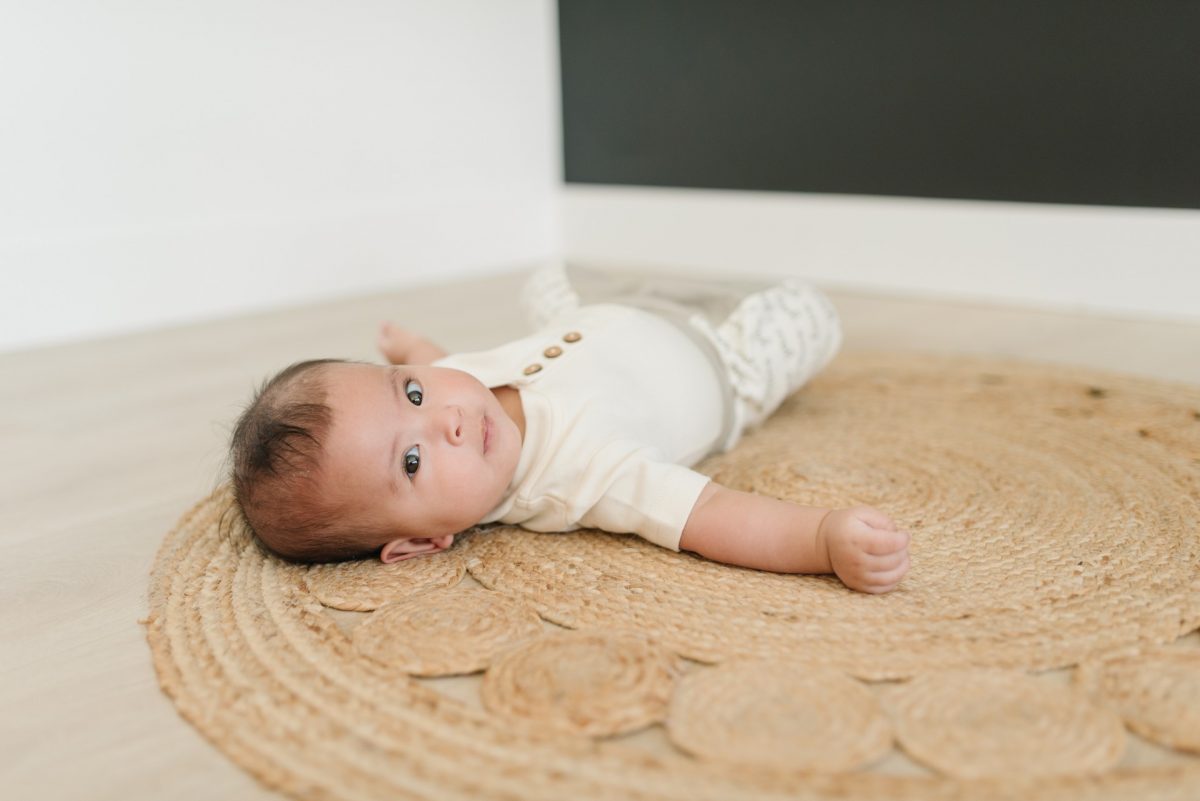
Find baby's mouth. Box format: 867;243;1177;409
482;415;491;454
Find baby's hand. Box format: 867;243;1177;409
818;506;911;594
378;322;423;365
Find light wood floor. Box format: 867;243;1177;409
3;267;1199;799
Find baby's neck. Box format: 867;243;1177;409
492;386;526;442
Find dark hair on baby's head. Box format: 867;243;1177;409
229;358;377;563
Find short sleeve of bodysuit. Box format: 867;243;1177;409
573;444;712;550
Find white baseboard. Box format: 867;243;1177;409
562;184;1200;321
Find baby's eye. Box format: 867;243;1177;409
405;379;423;406
403;445;420;478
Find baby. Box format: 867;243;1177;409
230;265;911;594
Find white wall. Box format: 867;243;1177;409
562;185;1200;322
0;0;561;352
6;1;1197;354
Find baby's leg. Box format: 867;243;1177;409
521;263;580;330
707;279;842;447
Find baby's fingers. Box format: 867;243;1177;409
851;505;897;531
861;552;911;594
862;527;911;556
860;547;908;572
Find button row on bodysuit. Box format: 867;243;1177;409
524;331;582;375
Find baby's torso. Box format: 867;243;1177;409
441;304;725;461
534;304;724;462
435;304;725;536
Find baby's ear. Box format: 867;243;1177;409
379;534;455;563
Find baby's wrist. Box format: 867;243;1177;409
814;508;835;573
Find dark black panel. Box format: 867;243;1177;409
559;0;1200;209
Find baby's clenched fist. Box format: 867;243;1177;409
817;506;911;594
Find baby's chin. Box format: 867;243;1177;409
450;498;504;534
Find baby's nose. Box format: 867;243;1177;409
441;406;464;443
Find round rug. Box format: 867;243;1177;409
146;352;1200;800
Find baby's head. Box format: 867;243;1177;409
230;359;522;563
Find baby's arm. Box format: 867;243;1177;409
378;322;449;365
679;483;911;594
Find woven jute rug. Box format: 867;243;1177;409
146;352;1200;800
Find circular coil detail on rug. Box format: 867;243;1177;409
303;546;468;611
352;587;544;676
479;629;680;737
880;669;1128;780
666;659;894;773
1075;647;1200;754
